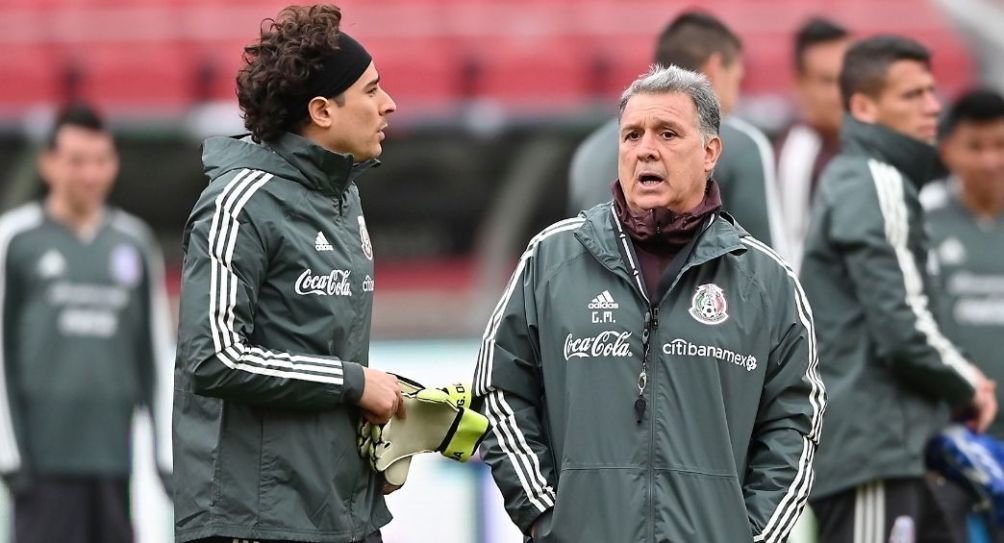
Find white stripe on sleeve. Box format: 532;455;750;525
869;160;980;388
205;170;345;386
743;237;824;543
473;217;583;513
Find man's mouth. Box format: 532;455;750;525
638;173;664;186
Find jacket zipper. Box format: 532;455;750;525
601;208;724;542
607;206;660;543
330;191;361;539
643;304;658;543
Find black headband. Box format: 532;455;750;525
305;32;372;99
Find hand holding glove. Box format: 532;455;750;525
358;376;489;489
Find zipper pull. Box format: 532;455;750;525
634;371;647;423
634;396;646;424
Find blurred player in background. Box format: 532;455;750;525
923;89;1004;440
801;35;997;542
0;104;173;543
922;86;1004;543
569;11;788;257
173;4;403;542
776;17;850;270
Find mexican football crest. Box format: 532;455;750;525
689;283;728;325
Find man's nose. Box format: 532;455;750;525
924;91;942;116
635;133;659;161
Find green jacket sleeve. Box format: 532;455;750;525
473;243;557;535
177;179;365;410
740;250;824;542
132;223;176;478
829;160;978;404
568;118;619;214
0;234;26;483
718;118;789;259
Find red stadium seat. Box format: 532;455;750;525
0;45;61;108
0;0;981;114
57;44;195;111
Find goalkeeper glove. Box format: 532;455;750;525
358;377;489;487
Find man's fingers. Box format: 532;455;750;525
395;389;407;420
974;394;997;433
985;400;999;432
364;410;391;425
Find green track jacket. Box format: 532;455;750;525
0;204;173;483
474;205;824;542
801;116;980;499
173;133;389;542
922;179;1004;439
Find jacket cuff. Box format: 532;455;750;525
341;361;366;405
521;506;553;537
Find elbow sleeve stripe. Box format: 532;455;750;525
484;390;556;512
473;218;582;513
869;160;979;388
742;237;825;439
206;169;343;386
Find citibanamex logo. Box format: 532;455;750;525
662;338;757;372
563;331;632;361
295;269;352;296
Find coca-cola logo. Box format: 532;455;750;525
563;331;632;361
295;269;352;296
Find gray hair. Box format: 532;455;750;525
618;64;721;142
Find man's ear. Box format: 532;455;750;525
849;92;879;124
704;135;723;175
306;97;335;129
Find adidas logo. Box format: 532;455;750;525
315;231;333;252
588;290;619;310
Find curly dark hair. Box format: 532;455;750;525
237;4;346;143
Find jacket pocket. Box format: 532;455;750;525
537;467;646;543
257;409;352;532
653;468;754;541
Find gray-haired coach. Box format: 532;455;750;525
474;64;825;542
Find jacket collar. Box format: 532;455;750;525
611;179;723;250
201;132;378;197
839;115;944;187
267;132;379;196
575;202;747;281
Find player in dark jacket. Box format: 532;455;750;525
802;36;997;543
174;5;403;542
